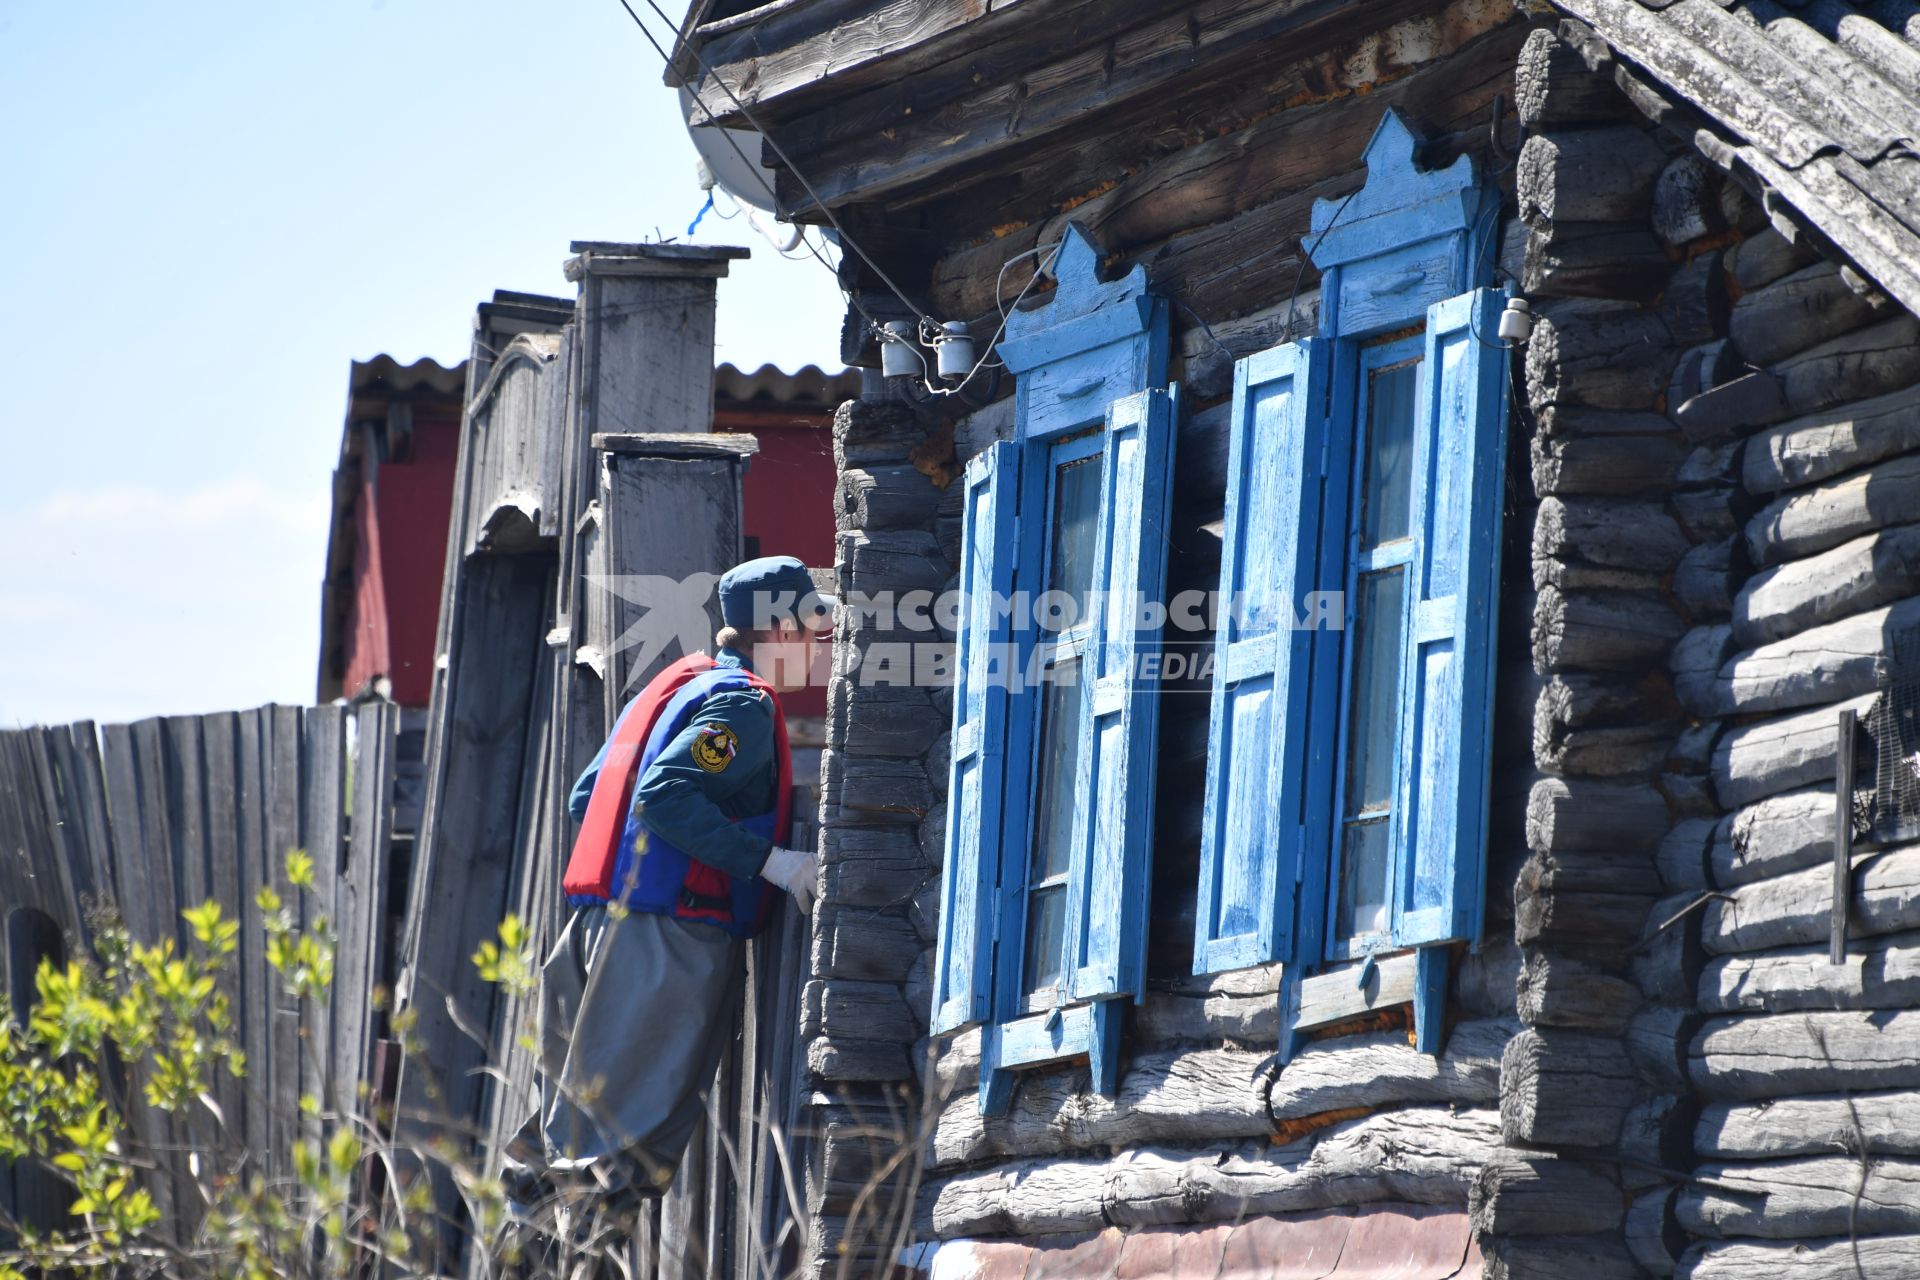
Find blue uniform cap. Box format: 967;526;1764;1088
718;555;835;633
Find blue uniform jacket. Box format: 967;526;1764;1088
568;648;780;881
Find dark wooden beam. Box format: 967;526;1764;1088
685;0;1108;129
769;0;1443;216
922;15;1521;321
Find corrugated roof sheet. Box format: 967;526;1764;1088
347;354;466;401
1559;0;1920;313
715;361;861;407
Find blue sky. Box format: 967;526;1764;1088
0;0;847;728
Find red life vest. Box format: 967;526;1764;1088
561;653;792;936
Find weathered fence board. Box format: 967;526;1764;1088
0;703;400;1243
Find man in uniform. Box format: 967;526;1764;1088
506;555;826;1211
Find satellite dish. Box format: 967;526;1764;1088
679;83;781;214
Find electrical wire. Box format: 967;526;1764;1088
621;0;937;333
1282;183;1362;340
917;239;1062;396
613;0;887;337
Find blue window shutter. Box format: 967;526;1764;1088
1193;338;1333;974
1391;288;1508;948
931;440;1020;1034
1068;388;1177;1002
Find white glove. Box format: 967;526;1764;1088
760;845;818;916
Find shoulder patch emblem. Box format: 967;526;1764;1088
691;723;739;773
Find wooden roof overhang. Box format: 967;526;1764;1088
670;0;1457;223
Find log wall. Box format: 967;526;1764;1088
1485;22;1920;1279
793;7;1559;1274
810;105;1537;1271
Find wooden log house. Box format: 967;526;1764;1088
668;0;1920;1276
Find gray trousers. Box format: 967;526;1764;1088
533;905;745;1193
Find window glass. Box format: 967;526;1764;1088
1044;454;1103;635
1025;445;1102;1001
1338;566;1406;939
1360;361;1418;548
1335;351;1421;945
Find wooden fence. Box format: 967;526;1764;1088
0;701;400;1242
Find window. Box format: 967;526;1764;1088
1191;110;1510;1056
930;225;1173;1113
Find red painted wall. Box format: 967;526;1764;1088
342;408;459;707
720;410;837;716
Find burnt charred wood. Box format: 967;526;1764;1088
1518;128;1667;228
1537;404;1683;439
1527;775;1673;856
1526;300;1677;414
1533;585;1686;673
1626;1186;1685;1277
1524;220;1670;301
1711;692;1875;810
1535;498;1690;572
1516;879;1659;955
1747;450;1920;568
802;978;919;1045
1774;313;1920;417
835;396;936;470
1673;370;1790;445
1673;536;1743;623
1651;153;1722;249
808;1036;910;1082
1532;672;1676;776
1516;24;1637;128
1535;556;1665;595
1730;260;1889;369
1744;383;1920;495
1517;948;1641;1031
1660;250;1729;348
1531;432;1685;498
839;464;944;532
1469;1151;1622;1236
1730;226;1824;292
832;680;950;759
812;906;921;984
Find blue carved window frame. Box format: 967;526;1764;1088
1190;110;1511;1059
927;224;1174;1114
